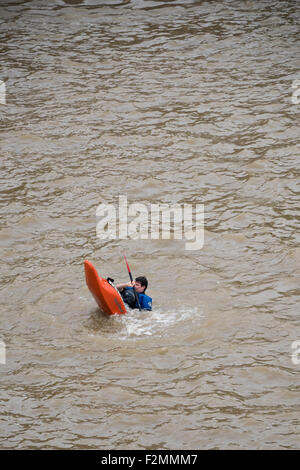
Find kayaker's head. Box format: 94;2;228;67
135;276;148;293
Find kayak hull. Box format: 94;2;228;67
84;260;127;315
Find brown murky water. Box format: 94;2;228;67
1;0;300;450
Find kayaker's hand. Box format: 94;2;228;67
116;281;135;291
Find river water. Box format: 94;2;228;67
1;0;300;450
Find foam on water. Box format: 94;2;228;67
84;301;203;341
110;305;203;340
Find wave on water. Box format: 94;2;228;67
86;305;203;340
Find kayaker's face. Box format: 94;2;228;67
134;281;145;293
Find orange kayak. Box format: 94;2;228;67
84;260;127;315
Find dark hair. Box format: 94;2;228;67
135;276;148;291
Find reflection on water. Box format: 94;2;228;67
0;0;299;450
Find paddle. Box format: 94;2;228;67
124;255;142;311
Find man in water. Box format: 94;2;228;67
116;276;152;311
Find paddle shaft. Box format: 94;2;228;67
124;256;142;311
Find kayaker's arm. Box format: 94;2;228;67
116;281;135;292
